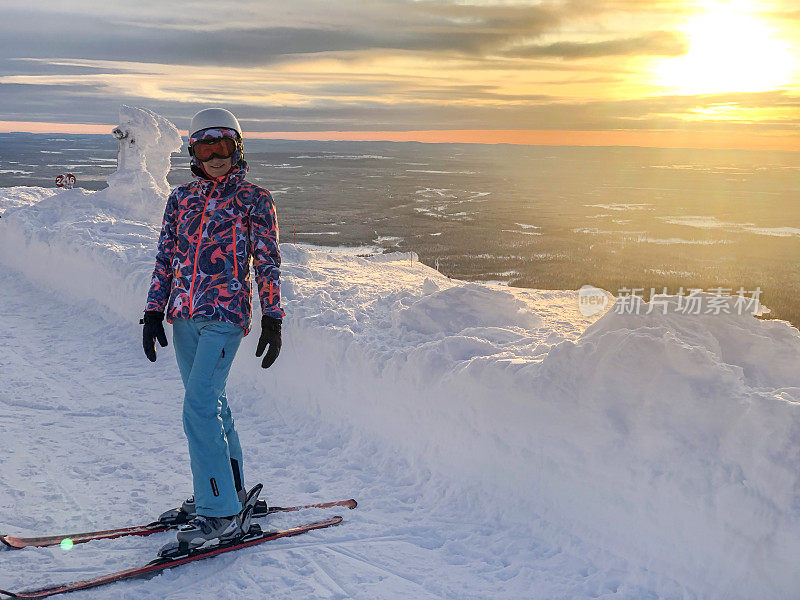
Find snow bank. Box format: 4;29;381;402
1;111;800;599
257;248;800;599
528;300;800;597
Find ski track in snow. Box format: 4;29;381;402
0;264;680;599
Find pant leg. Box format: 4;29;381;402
220;391;244;491
175;319;244;517
172;318;199;388
174;319;245;494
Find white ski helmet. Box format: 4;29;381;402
190;108;242;138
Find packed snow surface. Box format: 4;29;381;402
1;109;800;599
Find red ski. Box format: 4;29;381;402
0;516;343;599
1;499;356;550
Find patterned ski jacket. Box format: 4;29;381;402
145;161;283;336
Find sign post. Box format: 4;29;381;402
55;173;76;189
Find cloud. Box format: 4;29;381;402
1;1;797;137
0;1;598;66
3;74;795;135
0;82;122;123
503;31;687;59
1;59;133;77
0;10;378;67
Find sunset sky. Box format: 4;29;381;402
1;0;798;150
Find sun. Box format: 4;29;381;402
654;2;794;94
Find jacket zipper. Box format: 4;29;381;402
187;179;218;315
231;223;238;281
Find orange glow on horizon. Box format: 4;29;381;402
0;121;114;135
244;129;799;152
0;121;797;152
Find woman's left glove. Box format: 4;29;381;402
256;315;282;369
140;310;168;362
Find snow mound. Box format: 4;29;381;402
392;283;542;336
0;186;56;212
581;295;800;389
106;105;182;223
529;298;800;597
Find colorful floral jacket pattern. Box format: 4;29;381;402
145;161;283;336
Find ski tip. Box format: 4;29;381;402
347;499;358;509
0;536;16;551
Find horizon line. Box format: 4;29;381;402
0;121;797;152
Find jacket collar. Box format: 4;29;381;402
191;160;248;195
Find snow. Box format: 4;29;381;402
1;108;800;599
106;105;182;224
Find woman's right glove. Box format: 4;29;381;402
255;315;282;369
141;310;168;362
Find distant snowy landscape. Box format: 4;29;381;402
1;107;800;599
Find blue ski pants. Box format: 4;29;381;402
172;318;244;517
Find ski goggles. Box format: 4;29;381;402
190;136;238;162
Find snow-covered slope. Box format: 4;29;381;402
1;108;799;599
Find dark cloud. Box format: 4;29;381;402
0;2;599;67
1;59;133;77
0;83;125;123
399;1;568;53
593;0;695;15
503;31;687;60
0;9;376;67
0;5;553;68
396;85;556;103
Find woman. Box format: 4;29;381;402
142;108;283;550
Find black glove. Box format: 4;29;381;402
255;315;282;369
140;310;167;362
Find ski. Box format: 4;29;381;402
0;499;357;550
0;516;343;599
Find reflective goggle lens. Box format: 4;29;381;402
192;137;237;161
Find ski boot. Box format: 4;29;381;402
158;484;263;558
158;488;250;526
